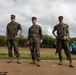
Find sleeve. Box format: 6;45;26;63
54;25;57;31
39;26;42;40
66;24;69;32
18;24;22;30
6;24;8;32
28;28;30;40
6;24;9;39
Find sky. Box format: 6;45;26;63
0;0;76;37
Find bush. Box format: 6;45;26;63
18;36;28;47
0;35;75;48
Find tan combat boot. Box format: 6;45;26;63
37;60;41;66
17;57;21;64
69;61;74;68
59;60;63;65
59;62;63;65
31;60;36;64
7;57;13;63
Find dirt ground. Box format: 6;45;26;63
0;60;76;75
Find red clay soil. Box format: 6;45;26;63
0;60;76;75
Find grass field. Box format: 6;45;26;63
0;47;76;60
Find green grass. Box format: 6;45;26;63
0;47;76;60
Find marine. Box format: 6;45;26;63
28;17;42;66
6;15;23;64
52;16;74;67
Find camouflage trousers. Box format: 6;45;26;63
29;42;41;61
57;39;72;62
7;40;20;58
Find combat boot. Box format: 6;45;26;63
31;60;36;64
59;60;63;65
37;60;41;66
17;57;21;64
7;57;13;63
69;61;74;68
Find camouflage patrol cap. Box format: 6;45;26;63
32;17;37;20
11;15;15;19
58;16;63;19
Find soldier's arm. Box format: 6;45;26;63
27;29;30;45
39;26;42;39
66;25;70;41
67;29;70;38
18;24;23;36
15;24;23;38
19;29;23;36
52;29;57;38
6;26;8;42
28;29;30;41
15;30;23;38
52;25;57;38
39;26;43;43
67;30;70;41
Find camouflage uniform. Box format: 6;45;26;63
28;25;42;61
54;23;72;62
55;42;58;55
6;22;22;58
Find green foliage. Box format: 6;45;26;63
18;35;28;47
0;35;6;46
41;35;56;48
0;35;76;48
69;38;76;45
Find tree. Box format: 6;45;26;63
0;35;6;46
0;35;75;48
18;35;28;47
41;35;56;48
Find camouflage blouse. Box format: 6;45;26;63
54;23;69;40
6;22;22;40
28;25;42;43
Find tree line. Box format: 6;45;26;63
0;35;76;48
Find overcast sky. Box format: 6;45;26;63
0;0;76;37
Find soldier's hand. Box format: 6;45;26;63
55;51;58;55
27;42;29;45
55;52;57;55
40;40;43;44
15;35;20;39
66;38;70;41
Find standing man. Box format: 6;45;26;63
52;16;73;67
6;15;23;64
28;17;42;66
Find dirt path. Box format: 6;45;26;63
0;60;76;75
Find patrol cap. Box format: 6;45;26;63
58;16;63;20
11;15;15;19
32;17;37;20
